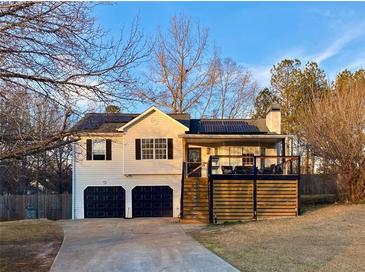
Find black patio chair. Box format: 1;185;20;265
261;164;275;174
222;166;233;174
233;166;245;174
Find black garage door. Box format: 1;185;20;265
84;186;125;218
132;186;173;217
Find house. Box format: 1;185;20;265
71;104;300;222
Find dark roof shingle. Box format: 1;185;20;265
71;112;269;134
71;113;191;133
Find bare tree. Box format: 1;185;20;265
0;92;75;160
0;2;147;159
207;57;257;118
299;70;365;202
0;94;73;193
134;14;216;113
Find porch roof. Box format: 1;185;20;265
180;134;290;144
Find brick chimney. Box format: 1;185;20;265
265;103;281;134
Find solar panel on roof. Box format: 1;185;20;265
189;120;260;134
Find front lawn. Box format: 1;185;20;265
192;204;365;271
0;219;64;271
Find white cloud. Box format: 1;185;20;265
303;20;365;65
313;30;364;64
246;20;365;88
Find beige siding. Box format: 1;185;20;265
73;110;186;219
122;110;186;175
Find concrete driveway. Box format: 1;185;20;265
51;218;237;272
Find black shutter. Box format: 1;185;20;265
168;138;173;159
86;139;92;160
135;139;141;160
106;139;112;160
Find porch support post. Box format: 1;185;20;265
281;138;286;156
253;156;257;220
208;156;214;224
297;156;301;216
181;138;186;219
182;138;187;162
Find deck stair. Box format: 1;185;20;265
181;177;209;223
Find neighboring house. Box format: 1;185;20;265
71;104;300;222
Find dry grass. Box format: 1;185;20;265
0;219;63;271
192;204;365;271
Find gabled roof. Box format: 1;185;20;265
71;107;274;135
117;106;189;131
71;110;190;133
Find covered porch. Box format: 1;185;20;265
180;134;301;223
181;134;297;178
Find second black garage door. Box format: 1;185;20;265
84;186;125;218
132;186;173;217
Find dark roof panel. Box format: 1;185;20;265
71;113;137;132
189;119;268;134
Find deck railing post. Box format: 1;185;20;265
253;156;257;220
297;156;301;216
208;156;214;224
180;162;185;218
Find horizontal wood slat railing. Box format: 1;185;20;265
212;180;254;222
256;180;298;218
181;156;301;223
209;178;299;223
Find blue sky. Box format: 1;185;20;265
93;1;365;89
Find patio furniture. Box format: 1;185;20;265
233;166;245;174
242;166;254;174
222;166;233;174
261;164;275;174
274;165;283;174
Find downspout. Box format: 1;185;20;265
122;133;125;175
72;143;76;220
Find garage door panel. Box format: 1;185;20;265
84;186;125;218
132;186;173;217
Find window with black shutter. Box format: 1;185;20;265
168;138;173;159
135;139;141;160
106;139;112;160
86;139;92;160
86;139;109;160
92;140;106;160
136;138;173;160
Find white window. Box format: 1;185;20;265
242;153;254;166
141;138;154;159
140;138;168;160
155;138;167;159
93;140;106;160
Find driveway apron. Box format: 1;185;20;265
51;218;238;272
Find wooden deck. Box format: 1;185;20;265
181;155;301;223
181;176;299;224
